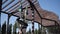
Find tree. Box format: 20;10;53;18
34;29;38;34
38;24;41;34
13;21;20;34
47;26;60;34
13;22;17;34
2;21;6;34
26;28;31;34
9;24;12;34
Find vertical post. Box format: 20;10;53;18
0;12;1;34
6;14;11;34
0;11;1;34
31;9;34;34
0;0;2;10
0;0;2;34
26;0;36;34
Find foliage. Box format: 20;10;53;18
2;21;6;34
47;26;60;34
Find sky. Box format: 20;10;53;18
38;0;60;19
1;0;60;32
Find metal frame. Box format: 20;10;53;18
0;10;1;34
3;0;15;9
1;0;60;34
1;11;59;34
4;0;21;12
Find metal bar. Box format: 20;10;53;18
1;11;59;27
1;7;30;17
1;11;10;14
32;0;37;3
4;0;21;12
4;0;29;12
7;0;26;12
42;18;59;25
4;0;26;12
11;11;19;15
8;4;30;13
0;12;1;34
27;0;42;18
29;1;37;34
42;18;57;22
7;14;11;34
9;7;19;13
22;1;36;7
0;1;1;32
4;0;28;12
26;1;41;34
31;9;35;34
7;2;20;12
1;10;55;27
2;0;8;4
1;11;19;17
8;6;30;14
3;0;15;9
0;0;2;10
1;0;59;27
22;1;28;8
27;0;59;27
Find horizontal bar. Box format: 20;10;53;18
3;0;35;12
4;0;21;12
42;18;56;22
8;6;30;13
1;11;19;17
5;0;26;12
2;0;8;4
1;11;40;25
7;2;20;12
22;0;37;8
42;18;59;25
1;0;59;26
3;0;15;9
1;11;59;27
